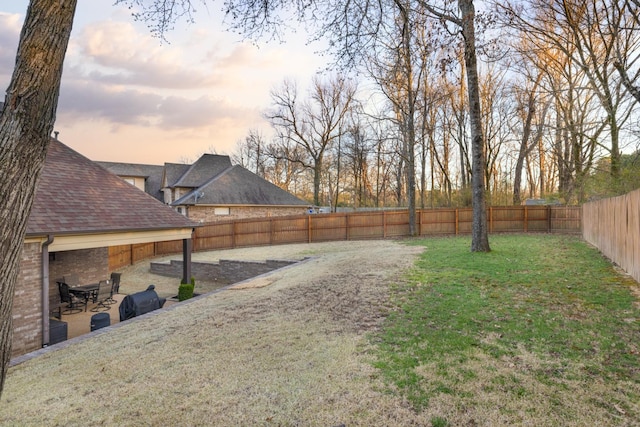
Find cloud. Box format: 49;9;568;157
156;95;251;129
71;20;222;89
58;81;161;125
57;80;255;130
0;13;22;77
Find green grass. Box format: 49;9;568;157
372;234;640;421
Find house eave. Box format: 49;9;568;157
26;227;196;252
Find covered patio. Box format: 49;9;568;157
12;138;198;360
53;293;179;341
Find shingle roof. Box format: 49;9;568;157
172;154;232;188
173;165;309;206
163;163;191;188
26;139;197;236
96;161;164;201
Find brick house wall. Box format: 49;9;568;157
49;247;110;291
12;242;42;358
187;206;309;223
12;245;109;359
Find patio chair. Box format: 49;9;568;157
90;280;112;312
58;282;86;314
108;272;121;304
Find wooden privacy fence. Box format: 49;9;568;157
583;189;640;284
109;205;581;270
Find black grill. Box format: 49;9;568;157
119;285;166;321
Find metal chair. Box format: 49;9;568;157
58;282;86;314
90;280;112;312
108;272;121;304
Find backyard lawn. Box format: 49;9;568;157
373;235;640;425
0;236;638;426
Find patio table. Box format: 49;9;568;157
69;284;99;311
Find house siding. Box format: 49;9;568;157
188;206;308;223
120;176;145;191
12;246;110;359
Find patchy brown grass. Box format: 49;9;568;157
1;240;431;426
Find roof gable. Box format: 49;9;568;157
163;163;190;188
27;139;197;236
173;165;308;206
96;161;164;201
172;154;232;188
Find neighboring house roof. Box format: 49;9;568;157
163;163;191;188
172;154;232;188
173;165;309;207
27;139;197;236
96;161;164;201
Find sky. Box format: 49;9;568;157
0;1;327;164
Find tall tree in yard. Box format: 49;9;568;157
415;0;490;251
0;0;78;395
459;0;490;251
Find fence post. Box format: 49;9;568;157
489;206;494;233
308;215;312;243
346;213;350;240
524;206;528;233
455;209;459;235
547;205;552;232
383;211;387;238
232;221;236;248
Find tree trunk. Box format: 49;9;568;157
459;0;490;252
513;95;535;205
333;135;341;212
0;0;77;396
313;156;322;206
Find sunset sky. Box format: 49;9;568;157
0;1;327;164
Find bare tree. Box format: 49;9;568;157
363;1;432;234
502;0;639;194
510;70;550;205
264;134;309;195
265;75;357;206
343;122;374;208
232;129;268;176
612;0;640;104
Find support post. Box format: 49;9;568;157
182;238;192;284
41;235;54;347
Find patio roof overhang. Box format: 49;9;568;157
26;227;195;252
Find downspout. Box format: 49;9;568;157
41;235;54;347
